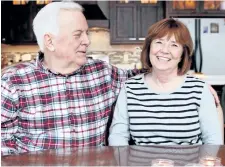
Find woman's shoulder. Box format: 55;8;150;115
125;74;144;84
185;74;206;86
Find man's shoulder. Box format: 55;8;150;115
86;58;108;67
85;58;117;73
2;61;36;79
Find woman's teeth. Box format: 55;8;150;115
157;56;170;61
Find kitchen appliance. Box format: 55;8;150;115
175;18;225;76
222;85;225;110
176;18;225;119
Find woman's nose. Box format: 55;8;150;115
160;44;170;54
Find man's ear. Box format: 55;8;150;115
44;33;55;52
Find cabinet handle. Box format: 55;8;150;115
138;38;145;41
128;38;136;40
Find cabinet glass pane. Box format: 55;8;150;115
172;1;196;10
203;0;225;10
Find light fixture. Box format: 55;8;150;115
13;0;28;5
119;0;129;3
119;0;157;3
13;0;52;5
221;0;225;10
141;0;149;4
141;0;158;4
36;0;52;5
149;0;157;4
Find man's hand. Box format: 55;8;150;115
208;85;220;107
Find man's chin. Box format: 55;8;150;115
77;57;88;66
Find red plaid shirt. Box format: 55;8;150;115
1;53;138;156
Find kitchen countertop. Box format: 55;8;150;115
2;145;225;166
193;74;225;86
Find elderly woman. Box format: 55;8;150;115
109;18;223;146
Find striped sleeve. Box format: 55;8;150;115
198;83;223;144
109;84;130;146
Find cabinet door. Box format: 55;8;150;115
166;1;199;17
166;1;225;17
1;2;46;44
1;1;12;44
9;2;36;44
200;1;225;17
110;2;137;44
137;2;163;42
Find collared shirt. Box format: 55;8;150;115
1;53;138;156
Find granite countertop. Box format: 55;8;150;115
193;73;225;85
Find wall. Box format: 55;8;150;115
1;29;143;69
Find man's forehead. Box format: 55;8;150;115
58;9;85;22
58;10;88;29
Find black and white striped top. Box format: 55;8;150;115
109;74;222;146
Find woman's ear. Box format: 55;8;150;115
44;33;55;52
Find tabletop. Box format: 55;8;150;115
2;145;225;166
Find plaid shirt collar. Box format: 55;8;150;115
35;51;86;77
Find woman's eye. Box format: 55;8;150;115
172;44;178;47
156;41;162;44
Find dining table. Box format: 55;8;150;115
1;145;225;166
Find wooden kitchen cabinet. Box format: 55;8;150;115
2;1;109;44
9;2;36;44
110;2;137;44
166;1;225;18
1;1;45;44
1;1;12;44
110;1;163;44
138;3;164;40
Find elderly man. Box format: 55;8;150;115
1;1;221;156
1;1;137;155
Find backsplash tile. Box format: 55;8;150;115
1;29;143;69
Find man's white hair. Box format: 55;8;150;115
33;1;83;52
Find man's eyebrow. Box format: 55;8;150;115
72;30;82;33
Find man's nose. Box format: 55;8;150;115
82;33;91;46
